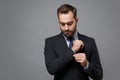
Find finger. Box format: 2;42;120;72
73;53;83;59
79;40;84;48
73;54;77;57
78;53;86;57
81;45;84;49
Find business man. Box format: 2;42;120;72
44;4;103;80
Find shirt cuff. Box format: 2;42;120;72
84;61;89;69
71;48;76;53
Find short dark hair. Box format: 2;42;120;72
57;4;77;19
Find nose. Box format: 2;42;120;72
65;24;69;30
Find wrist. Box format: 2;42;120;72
84;61;89;69
71;47;77;53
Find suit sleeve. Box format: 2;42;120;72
84;38;103;80
44;38;74;75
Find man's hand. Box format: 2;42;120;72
71;40;84;53
73;53;88;67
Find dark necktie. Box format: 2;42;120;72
67;37;74;48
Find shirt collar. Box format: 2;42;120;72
63;31;78;40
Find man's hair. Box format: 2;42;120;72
57;4;77;19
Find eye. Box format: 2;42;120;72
60;22;65;26
67;21;73;26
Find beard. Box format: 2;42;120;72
61;29;76;37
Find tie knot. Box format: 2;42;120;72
67;36;74;41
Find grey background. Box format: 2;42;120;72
0;0;120;80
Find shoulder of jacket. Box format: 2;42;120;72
80;33;94;39
45;34;61;41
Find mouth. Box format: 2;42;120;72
64;31;72;36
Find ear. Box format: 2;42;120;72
76;17;79;23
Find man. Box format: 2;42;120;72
44;4;103;80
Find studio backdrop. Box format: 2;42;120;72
0;0;120;80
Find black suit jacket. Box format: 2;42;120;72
44;32;103;80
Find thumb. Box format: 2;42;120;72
73;54;76;57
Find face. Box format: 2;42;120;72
58;11;78;37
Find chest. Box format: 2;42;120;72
52;39;92;60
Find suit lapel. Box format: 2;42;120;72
58;33;68;48
53;33;69;57
78;33;84;41
77;32;86;53
57;33;68;49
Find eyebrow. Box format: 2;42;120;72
59;21;73;24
